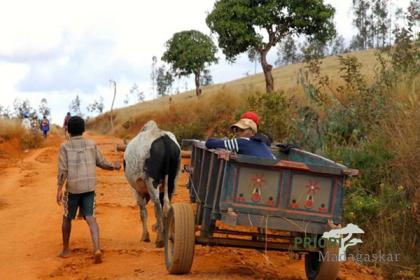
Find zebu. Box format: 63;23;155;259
123;120;180;247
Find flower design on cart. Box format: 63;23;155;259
266;196;275;206
251;173;266;188
290;199;299;209
306;180;320;194
303;180;320;209
250;173;266;203
304;195;314;209
251;188;261;202
318;203;328;212
236;193;246;202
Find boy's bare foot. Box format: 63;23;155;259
94;250;102;264
58;249;70;258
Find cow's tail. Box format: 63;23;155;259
162;174;170;216
162;135;178;215
161;135;172;216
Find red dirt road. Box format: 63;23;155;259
0;133;381;279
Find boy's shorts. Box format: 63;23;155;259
63;191;95;219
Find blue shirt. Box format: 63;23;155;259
205;137;276;160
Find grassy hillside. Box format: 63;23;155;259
87;48;380;138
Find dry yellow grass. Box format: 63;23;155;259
0;118;46;150
88;48;381;135
382;82;420;195
0;119;24;140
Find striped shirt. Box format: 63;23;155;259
57;136;114;194
205;137;276;159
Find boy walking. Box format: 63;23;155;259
56;116;121;263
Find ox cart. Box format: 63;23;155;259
164;139;358;280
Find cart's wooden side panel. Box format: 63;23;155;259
219;162;344;233
183;140;347;235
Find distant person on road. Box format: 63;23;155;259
21;113;31;130
40;116;50;138
63;112;71;139
205;115;275;160
31;115;39;134
56;116;121;263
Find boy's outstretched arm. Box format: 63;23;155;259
57;144;68;205
95;146;121;170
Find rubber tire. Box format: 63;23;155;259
304;246;340;280
165;203;195;274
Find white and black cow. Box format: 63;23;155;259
123;120;180;247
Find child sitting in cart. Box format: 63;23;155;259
205;114;275;160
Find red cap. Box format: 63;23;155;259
240;111;259;126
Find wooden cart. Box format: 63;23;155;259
164;140;358;280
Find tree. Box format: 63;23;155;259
13;98;32;118
276;33;345;66
0;105;11;119
407;1;419;41
372;0;390;48
87;96;104;114
351;0;374;50
124;84;144;105
206;0;335;92
151;56;157;96
275;35;302;66
328;35;347;55
123;94;130;105
69;95;82;116
200;69;213;86
130;84;145;102
248;48;260;74
156;65;174;97
301;39;327;61
109;80;117;131
389;1;419;76
38;98;51;117
162;30;218;97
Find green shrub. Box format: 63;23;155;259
343;187;380;225
169;121;205;142
293;22;419;277
246;91;290;142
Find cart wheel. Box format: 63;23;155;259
304;246;340;280
165;203;195;274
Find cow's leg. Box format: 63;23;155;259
134;191;150;242
146;178;164;248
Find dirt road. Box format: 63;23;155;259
0;133;380;279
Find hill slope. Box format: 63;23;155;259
87;48;380;137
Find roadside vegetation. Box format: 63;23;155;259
0;119;44;150
0;98;57;155
87;14;419;280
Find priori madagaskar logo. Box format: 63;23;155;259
294;223;364;262
322;223;364;261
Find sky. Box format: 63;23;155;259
0;0;411;125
